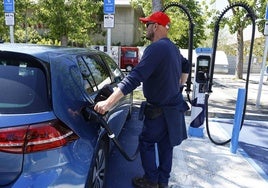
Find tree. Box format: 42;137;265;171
0;3;9;42
0;0;37;43
34;0;102;46
131;0;206;48
207;0;267;79
14;0;40;43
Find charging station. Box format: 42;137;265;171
188;48;211;138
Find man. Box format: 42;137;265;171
94;11;188;188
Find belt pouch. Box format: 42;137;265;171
144;104;163;120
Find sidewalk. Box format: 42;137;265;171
171;73;268;187
105;105;268;188
169;116;268;188
172;73;268;187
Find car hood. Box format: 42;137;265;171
0;112;56;186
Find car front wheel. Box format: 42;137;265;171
87;139;108;188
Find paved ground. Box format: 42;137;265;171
105;106;268;188
206;74;268;121
105;73;268;187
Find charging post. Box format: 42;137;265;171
188;48;211;138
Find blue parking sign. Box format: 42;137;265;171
4;0;15;13
104;0;115;14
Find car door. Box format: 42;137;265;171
76;53;131;137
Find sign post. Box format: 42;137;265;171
103;0;115;56
256;3;268;107
3;0;15;43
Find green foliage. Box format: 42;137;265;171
34;0;103;46
36;38;61;46
0;4;8;40
131;0;206;48
0;0;265;51
0;0;103;45
0;0;38;42
206;0;266;38
203;0;267;78
133;90;145;100
15;27;42;43
254;0;267;34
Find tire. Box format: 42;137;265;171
126;65;133;72
87;139;108;188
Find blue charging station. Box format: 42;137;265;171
188;48;211;138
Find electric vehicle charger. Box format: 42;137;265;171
205;2;256;145
85;85;139;161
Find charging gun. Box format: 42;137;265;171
83;85;139;161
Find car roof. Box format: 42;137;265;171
0;43;100;62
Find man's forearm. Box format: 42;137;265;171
180;73;189;85
106;87;124;109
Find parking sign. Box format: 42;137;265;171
5;13;14;26
104;14;114;28
103;0;115;14
4;0;15;13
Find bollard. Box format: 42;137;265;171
230;88;246;154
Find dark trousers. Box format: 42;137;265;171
139;114;173;184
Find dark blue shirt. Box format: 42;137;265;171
118;38;183;106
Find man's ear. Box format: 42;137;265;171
154;23;158;30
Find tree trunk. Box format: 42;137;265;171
152;0;163;12
235;27;244;79
61;35;68;46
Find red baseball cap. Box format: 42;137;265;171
139;11;170;29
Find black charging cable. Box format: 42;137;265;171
86;84;139;161
205;2;256;145
89;108;139;161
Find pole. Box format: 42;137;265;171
107;28;112;56
9;25;14;43
256;4;268;108
230;88;245;154
256;36;268;108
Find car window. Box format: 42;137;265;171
77;55;112;94
100;54;124;83
0;57;49;114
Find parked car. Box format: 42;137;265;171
120;46;139;72
0;43;133;188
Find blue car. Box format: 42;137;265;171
0;44;133;188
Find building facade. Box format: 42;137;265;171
92;0;144;46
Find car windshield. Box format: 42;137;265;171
125;51;137;58
0;62;49;114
